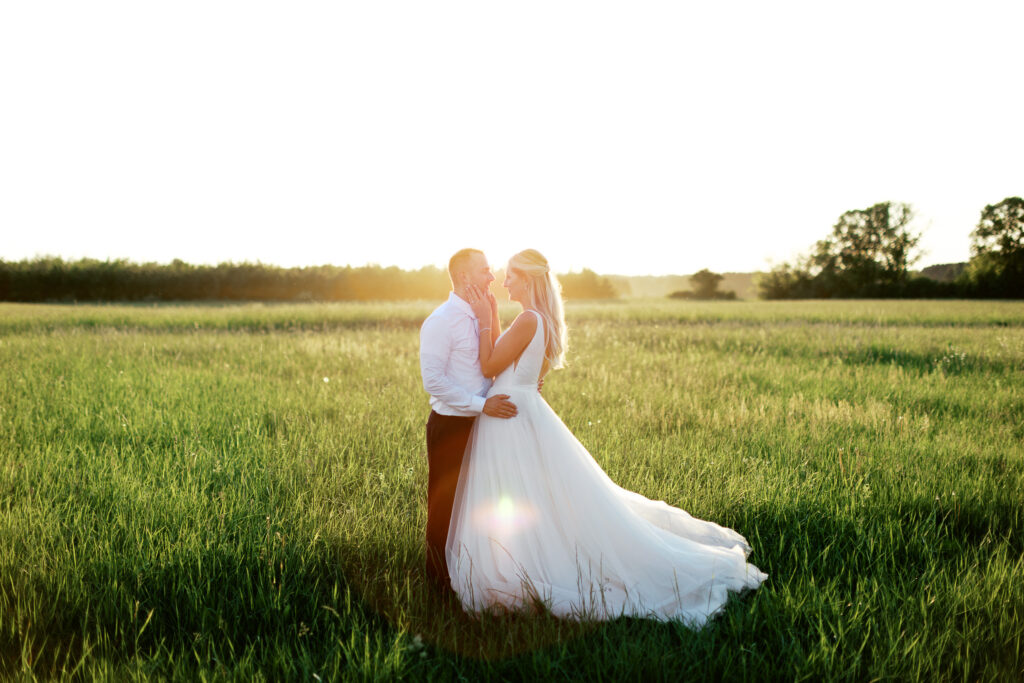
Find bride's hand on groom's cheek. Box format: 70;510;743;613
467;285;491;320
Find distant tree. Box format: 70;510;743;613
758;201;921;298
690;269;724;298
810;202;921;296
604;275;633;297
558;269;620;299
756;262;814;299
668;269;736;300
963;196;1024;297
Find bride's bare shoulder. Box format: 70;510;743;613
511;310;539;330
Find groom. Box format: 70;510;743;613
419;248;518;590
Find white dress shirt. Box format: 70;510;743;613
420;292;492;416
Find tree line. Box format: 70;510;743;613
0;258;624;302
4;195;1018;303
757;196;1023;299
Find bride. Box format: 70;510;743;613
445;249;767;626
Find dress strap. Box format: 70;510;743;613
525;308;542;328
525;309;545;346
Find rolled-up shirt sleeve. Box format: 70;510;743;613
420;317;486;414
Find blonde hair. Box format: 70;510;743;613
507;249;568;370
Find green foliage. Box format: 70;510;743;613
1;300;1023;679
972;196;1024;264
690;268;724;298
759;202;932;299
815;202;921;293
557;269;621;300
0;258;454;303
756;262;814;300
961;197;1024;297
669;269;737;300
0;259;626;303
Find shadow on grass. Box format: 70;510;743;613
905;492;1024;554
654;335;1021;377
834;345;1019;376
334;541;604;661
6;491;1019;678
740;492;1022;581
342;484;1024;663
0;542;394;679
335;539;783;681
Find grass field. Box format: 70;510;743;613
1;299;1022;681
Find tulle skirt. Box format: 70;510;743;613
445;387;767;626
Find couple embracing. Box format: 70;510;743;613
419;248;766;626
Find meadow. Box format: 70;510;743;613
1;299;1022;681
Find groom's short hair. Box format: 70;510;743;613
448;248;484;285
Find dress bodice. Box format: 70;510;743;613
491;310;544;392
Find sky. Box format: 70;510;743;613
1;1;1022;276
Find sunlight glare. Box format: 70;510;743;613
472;495;538;537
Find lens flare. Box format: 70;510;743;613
472;495;538;536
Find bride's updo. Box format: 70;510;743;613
508;249;568;370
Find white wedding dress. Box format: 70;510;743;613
446;310;767;626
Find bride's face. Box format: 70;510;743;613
503;267;529;303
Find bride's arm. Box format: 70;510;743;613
468;287;537;378
489;294;502;344
478;312;537;377
472;287;501;354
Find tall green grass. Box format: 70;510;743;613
1;300;1022;680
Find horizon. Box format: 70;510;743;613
0;252;968;279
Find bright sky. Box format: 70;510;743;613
2;1;1021;276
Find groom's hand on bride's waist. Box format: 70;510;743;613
483;394;517;419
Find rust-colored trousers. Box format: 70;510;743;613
425;410;476;587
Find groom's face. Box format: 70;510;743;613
463;253;496;291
